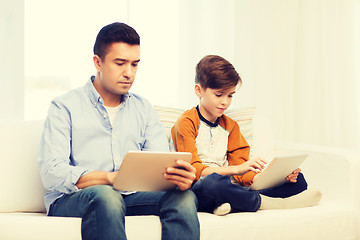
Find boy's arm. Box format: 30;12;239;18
226;120;259;186
171;114;209;181
201;157;265;177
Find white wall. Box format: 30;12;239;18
0;0;24;119
1;0;359;150
23;0;128;119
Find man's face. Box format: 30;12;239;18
196;85;237;123
95;42;140;97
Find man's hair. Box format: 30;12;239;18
93;22;140;60
195;55;241;90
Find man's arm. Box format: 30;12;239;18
143;106;196;190
76;171;117;189
39;100;87;194
163;160;196;191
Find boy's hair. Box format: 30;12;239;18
93;22;140;61
195;55;241;89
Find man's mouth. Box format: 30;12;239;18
118;81;132;85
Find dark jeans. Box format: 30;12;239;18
49;185;200;240
191;172;307;213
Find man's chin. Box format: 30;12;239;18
116;86;132;95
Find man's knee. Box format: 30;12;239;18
86;185;125;215
161;190;198;212
179;190;198;210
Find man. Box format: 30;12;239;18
38;22;200;240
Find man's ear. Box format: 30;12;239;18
93;55;102;72
194;84;203;98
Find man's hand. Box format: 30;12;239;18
163;160;196;191
76;171;117;189
286;168;301;183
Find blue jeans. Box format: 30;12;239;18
191;172;308;213
49;185;200;240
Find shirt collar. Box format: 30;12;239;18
85;76;130;107
196;105;220;127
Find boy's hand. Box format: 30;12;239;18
236;157;267;175
164;160;196;191
286;168;301;183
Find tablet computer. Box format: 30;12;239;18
250;154;308;190
113;151;192;192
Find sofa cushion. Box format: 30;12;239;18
0;119;46;213
0;106;255;213
225;107;256;157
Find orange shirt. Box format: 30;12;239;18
171;107;256;186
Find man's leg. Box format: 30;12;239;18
124;190;200;240
49;185;126;240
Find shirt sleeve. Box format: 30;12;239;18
38;99;88;194
226;120;257;186
171;110;209;181
142;104;170;152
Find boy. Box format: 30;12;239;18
171;55;321;215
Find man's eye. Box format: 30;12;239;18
132;63;138;67
116;63;124;66
215;94;222;97
228;95;233;98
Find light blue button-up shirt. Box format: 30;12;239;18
38;77;169;213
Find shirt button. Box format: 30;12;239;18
103;114;107;118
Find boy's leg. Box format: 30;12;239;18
49;185;126;240
191;173;261;213
258;172;308;198
259;189;322;209
124;190;200;240
258;173;321;209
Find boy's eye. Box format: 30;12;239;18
132;63;138;67
116;62;124;66
215;94;222;97
228;95;233;98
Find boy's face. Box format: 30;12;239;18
93;42;140;101
195;84;237;123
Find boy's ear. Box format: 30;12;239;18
195;84;202;98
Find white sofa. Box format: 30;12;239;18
0;106;359;240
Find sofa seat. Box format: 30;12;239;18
0;201;356;240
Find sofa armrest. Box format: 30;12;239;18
274;142;360;203
274;142;360;237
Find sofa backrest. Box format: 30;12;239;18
153;106;258;156
0;106;260;213
0;119;47;213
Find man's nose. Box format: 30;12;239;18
123;65;133;79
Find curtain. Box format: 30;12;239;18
3;0;359;150
249;0;359;149
175;0;359;149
